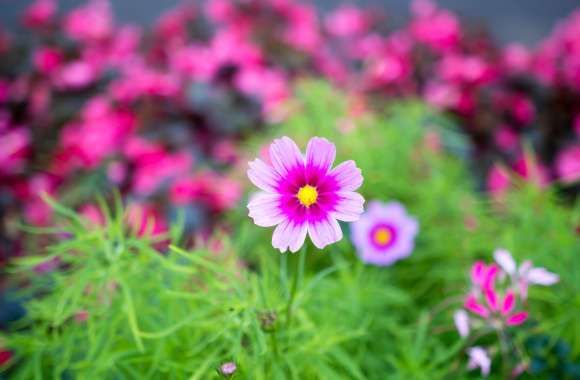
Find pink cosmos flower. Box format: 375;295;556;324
351;201;419;266
464;260;529;327
247;137;364;252
467;346;491;377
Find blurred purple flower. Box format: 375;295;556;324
351;201;418;266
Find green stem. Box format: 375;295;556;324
285;244;307;328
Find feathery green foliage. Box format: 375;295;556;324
3;81;578;379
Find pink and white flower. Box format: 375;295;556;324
247;136;364;252
350;201;419;266
467;346;491;377
493;248;559;300
464;260;529;327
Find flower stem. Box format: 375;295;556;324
285;244;307;328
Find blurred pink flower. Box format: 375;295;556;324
410;0;460;52
126;203;168;238
325;5;372;38
64;0;113;43
556;145;580;183
33;46;63;75
236;67;290;120
487;164;511;198
351;201;419;266
23;0;56;29
170;172;241;213
55;98;135;171
0;127;30;175
53;60;99;90
80;204;105;226
131;150;193;195
467;347;491;377
494;126;519;152
513;153;549;188
438;54;493;85
502;43;531;73
424;81;460;110
283;3;322;54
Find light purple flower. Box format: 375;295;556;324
218;362;237;377
247;136;364;252
467;346;491;377
350;201;418;266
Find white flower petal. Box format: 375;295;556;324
493;248;516;275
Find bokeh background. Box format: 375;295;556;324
2;0;580;45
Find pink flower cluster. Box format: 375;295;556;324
454;249;559;377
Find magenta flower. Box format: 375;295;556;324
247;136;364;252
351;201;418;266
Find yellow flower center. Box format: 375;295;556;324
297;185;318;208
373;227;393;246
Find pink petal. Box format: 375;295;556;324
471;261;486;286
247;158;281;193
329;160;363;191
272;219;308;253
526;267;559;286
331;191;365;222
484;289;499;312
501;290;515;315
248;192;285;227
453;310;470;337
506;311;528;326
306;137;336;173
308;217;343;249
483;264;498;291
493;248;516;275
464;294;490;318
269;136;304;176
